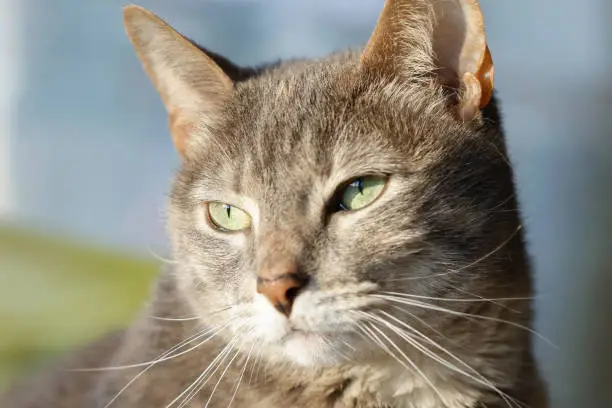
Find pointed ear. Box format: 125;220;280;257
361;0;494;121
123;5;233;157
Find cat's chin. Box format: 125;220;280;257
280;330;349;367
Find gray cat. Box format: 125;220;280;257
1;1;548;407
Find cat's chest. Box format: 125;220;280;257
241;363;482;408
339;364;480;408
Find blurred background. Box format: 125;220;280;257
0;0;610;407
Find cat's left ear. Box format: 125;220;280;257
361;0;494;121
123;5;234;158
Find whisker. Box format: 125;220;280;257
356;323;408;370
147;246;178;265
149;305;235;322
340;338;357;353
379;291;535;304
204;332;252;408
251;346;268;386
332;337;354;363
149;316;201;322
248;350;262;386
362;318;447;404
485;138;512;168
386;302;513;373
172;337;240;408
71;321;235;372
227;341;255;408
387;224;522;282
102;324;225;408
376;311;523;408
371;294;558;349
387;304;460;350
449;286;522;313
378;287;529;315
356;315;445;402
439;224;523;274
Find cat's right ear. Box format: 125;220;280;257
123;5;233;158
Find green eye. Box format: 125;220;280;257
339;176;387;211
207;202;252;232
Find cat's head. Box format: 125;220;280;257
124;0;530;368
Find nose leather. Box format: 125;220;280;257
256;263;307;317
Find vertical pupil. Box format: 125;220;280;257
224;204;231;218
356;178;364;194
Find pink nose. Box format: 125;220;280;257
256;263;307;317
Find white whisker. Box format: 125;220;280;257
248;350;262;386
371;294;558;349
380;291;535;304
172;337;240;408
387;304;461;350
453;224;523;273
149;316;201;322
102;324;224;408
148;305;234;322
377;311;523;408
362;318;447;404
71;321;235;373
147;246;178;265
450;287;522;312
204;333;251;408
357;323;407;370
388;224;522;282
227;341;255;408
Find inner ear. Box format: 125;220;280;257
434;1;481;86
123;5;235;159
432;0;494;118
361;0;495;122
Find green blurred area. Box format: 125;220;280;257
0;227;158;389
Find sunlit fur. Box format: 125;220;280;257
155;52;547;407
0;3;549;408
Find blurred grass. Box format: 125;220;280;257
0;226;158;389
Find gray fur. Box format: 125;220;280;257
1;3;547;408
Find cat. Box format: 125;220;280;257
1;0;548;407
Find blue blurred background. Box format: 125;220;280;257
0;1;610;407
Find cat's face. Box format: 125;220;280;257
124;1;529;369
167;62;521;366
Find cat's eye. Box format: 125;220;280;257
206;202;252;232
338;176;387;211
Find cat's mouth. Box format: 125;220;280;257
282;325;337;341
244;284;382;366
281;328;320;342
